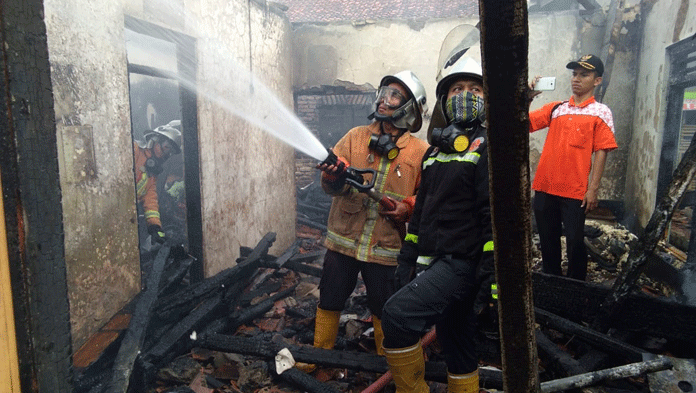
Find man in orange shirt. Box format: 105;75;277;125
529;55;618;281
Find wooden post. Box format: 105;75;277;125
479;0;540;391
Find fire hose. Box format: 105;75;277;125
320;150;407;238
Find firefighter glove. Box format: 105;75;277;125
474;280;497;315
379;197;413;224
148;224;166;244
394;261;417;291
318;154;349;183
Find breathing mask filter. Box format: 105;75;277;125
368;133;399;160
145;156;165;176
430;124;472;154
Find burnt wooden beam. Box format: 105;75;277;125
106;245;170;393
297;216;327;232
535;308;643;362
540;356;673;392
228;285;298;332
142;295;223;367
594;135;696;332
536;330;586;378
158;256;195;296
197;333;504;386
268;361;341;393
154;232;276;321
533;272;696;342
480;0;540;387
246;247;324;278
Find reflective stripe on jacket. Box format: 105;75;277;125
133;142;161;227
323;122;429;265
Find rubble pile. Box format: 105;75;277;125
74;213;696;392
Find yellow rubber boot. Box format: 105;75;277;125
448;369;479;393
384;341;429;393
372;315;386;356
295;307;340;372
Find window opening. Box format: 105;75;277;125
658;39;696;263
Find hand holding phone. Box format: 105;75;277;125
534;76;556;91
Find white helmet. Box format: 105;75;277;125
372;70;428;132
428;24;484;138
435;24;483;102
145;124;182;154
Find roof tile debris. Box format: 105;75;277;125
274;0;478;23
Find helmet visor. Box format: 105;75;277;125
376;86;407;109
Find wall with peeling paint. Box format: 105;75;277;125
625;0;696;229
43;0;295;349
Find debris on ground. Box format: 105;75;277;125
73;208;696;393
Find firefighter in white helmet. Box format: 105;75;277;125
133;123;182;245
381;25;494;393
296;71;430;372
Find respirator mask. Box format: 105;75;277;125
368;133;399;160
445;91;485;126
145;157;165;176
430;124;473;154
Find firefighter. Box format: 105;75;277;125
380;26;494;393
299;71;429;372
133;122;182;245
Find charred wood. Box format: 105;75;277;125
237;280;283;308
158;256;195;297
297;216;327;232
154;233;276;322
534;308;644;362
532;272;696;343
536;330;586;378
268;361;341;393
197;333;504;388
106;245;170;393
142;295;224;368
539;356;673;392
227;285;298;332
595;135;696;332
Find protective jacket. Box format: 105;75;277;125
398;123;493;277
133;142;162;227
322;122;429;265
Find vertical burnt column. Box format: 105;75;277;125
0;0;73;391
479;0;540;391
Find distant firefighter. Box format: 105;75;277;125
133;121;182;245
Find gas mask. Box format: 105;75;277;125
145;155;167;176
431;123;474;154
445;91;485;126
368;133;400;160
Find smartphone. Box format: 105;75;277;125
535;76;556;91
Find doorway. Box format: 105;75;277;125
124;16;203;280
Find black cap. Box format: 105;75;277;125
566;54;604;76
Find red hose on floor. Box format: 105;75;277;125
361;328;438;393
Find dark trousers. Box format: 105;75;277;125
533;191;588;281
318;249;396;318
381;256;479;374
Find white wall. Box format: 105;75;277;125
44;0;296;348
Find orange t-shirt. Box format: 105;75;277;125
529;96;618;200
